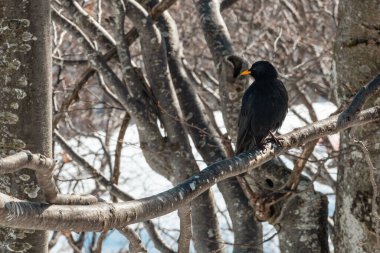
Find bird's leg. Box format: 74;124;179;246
257;142;267;150
268;131;285;147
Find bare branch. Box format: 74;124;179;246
144;221;176;253
151;0;177;18
157;11;261;252
0;151;96;205
119;227;148;253
287;140;318;191
52;0;178;128
0;106;378;231
193;0;233;64
70;0;116;45
93;230;109;253
177;206;192;253
54;132;175;253
338;73;380;127
112;112;131;186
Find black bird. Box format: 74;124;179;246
235;61;288;154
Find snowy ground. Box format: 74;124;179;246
51;99;337;253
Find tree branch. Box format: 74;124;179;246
119;227;148;253
52;0;177;128
0;151;97;205
54;132;175;253
0;106;378;231
122;2;225;251
157;10;261;252
177;206;192;253
338;73;380;127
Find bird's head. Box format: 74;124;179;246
240;61;278;79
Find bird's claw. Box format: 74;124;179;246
268;132;285;147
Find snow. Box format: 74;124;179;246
51;100;337;253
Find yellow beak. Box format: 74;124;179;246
240;70;251;76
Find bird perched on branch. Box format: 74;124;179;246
235;61;288;154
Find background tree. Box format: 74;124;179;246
0;0;51;252
333;0;380;252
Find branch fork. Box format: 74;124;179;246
0;151;97;205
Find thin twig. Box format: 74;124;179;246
119;227;148;253
177;206;192;253
93;229;109;253
287;140;318;191
112;112;131;186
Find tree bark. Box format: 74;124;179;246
0;0;51;252
333;0;380;252
156;9;263;253
245;160;329;253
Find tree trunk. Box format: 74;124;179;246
245;160;329;253
0;0;51;252
333;0;380;252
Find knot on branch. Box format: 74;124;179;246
217;55;250;140
219;55;249;82
243;160;311;223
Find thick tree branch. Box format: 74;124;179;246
157;11;261;252
0;106;378;231
193;0;247;141
193;0;233;64
122;2;225;251
54;132;175;253
0;151;97;205
218;56;249;141
123;0;185;143
338;73;380;127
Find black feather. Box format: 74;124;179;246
235;61;288;154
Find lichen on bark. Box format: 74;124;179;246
0;0;52;252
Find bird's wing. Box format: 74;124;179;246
235;86;256;154
272;80;289;130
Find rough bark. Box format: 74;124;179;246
333;1;380;252
245;160;329;253
0;0;51;252
193;0;247;142
192;1;264;251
